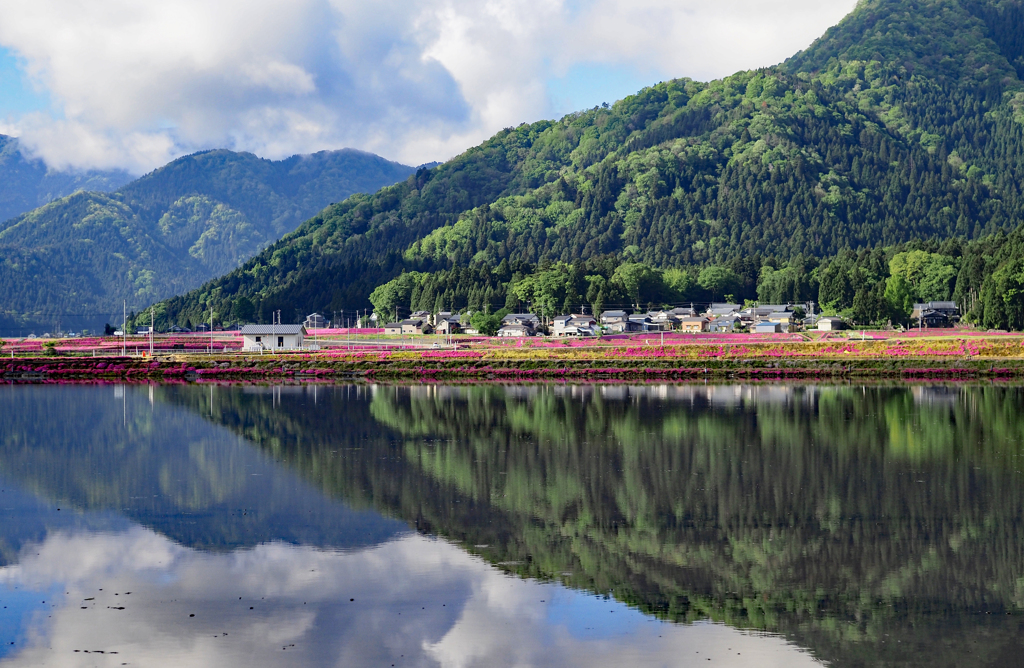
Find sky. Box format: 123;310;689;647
0;0;857;174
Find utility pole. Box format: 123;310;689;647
150;309;154;357
122;300;126;357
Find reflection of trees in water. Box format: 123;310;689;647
166;382;1024;666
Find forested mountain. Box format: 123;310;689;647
155;0;1024;330
0;134;132;223
0;149;413;333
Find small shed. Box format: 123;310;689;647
817;316;846;331
240;324;306;351
755;322;781;334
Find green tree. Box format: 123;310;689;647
981;258;1024;330
586;275;608;317
663;268;697;302
369;273;423;323
818;256;856;312
470;311;502;336
698;266;741;302
231;296;256;323
889;251;957;302
612;263;662;309
884;275;915;324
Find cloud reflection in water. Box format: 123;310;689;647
0;528;823;667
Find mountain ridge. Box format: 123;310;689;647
0;134;133;224
0;148;414;334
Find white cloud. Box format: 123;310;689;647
0;0;855;173
1;528;825;667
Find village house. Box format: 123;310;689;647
502;313;540;329
766;311;795;332
741;304;789;322
915;309;952;328
709;316;740;333
600;310;630;331
304;313;327;329
680;316;709;333
629;314;657;331
705;303;741;319
497;323;532;337
384;322;403;335
435;318;462;335
553;315;598;337
912;301;959;323
649;311;681;330
400;319;433;335
240;324;306;351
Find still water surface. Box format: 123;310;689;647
1;382;1023;667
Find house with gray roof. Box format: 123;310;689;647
400;319;433;335
709;316;741;333
240;324;306;351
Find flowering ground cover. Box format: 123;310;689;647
4;329;1024;382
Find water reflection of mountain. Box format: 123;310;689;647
0;385;407;558
164;382;1024;668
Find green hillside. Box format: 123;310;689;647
0;134;131;223
154;0;1024;330
0;149;413;333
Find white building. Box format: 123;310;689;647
240;324;306;351
816;316;846;331
553;315;597;337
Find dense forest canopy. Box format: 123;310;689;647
0;149;413;334
150;0;1024;330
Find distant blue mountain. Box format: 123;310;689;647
0;134;133;223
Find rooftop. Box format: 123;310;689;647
240;325;306;335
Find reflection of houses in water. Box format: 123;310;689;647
911;386;961;407
591;384;818;410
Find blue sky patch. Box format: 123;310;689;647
547;62;664;118
0;47;51;117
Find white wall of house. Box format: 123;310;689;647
243;333;304;350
